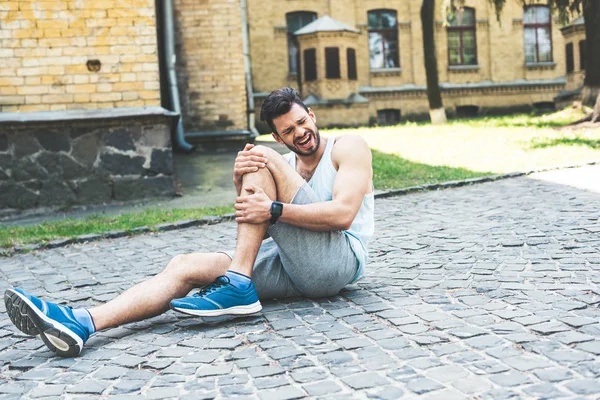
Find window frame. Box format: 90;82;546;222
303;48;317;82
565;42;574;74
325;47;341;79
286;11;318;76
367;9;400;70
447;7;477;66
523;5;553;64
347;48;358;80
376;109;401;125
579;39;586;71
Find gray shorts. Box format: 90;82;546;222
250;183;359;300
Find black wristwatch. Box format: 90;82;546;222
270;201;283;224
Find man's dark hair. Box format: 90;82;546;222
260;87;309;134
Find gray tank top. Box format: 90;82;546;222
284;137;374;282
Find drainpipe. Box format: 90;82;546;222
163;0;194;152
240;0;260;139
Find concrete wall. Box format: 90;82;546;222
0;0;160;112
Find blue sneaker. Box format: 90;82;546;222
170;276;262;317
4;288;89;357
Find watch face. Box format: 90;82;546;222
272;202;283;216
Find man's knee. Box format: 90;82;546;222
252;145;281;162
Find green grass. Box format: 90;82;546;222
0;206;234;249
372;150;491;189
3;109;598;250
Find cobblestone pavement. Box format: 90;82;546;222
1;167;599;399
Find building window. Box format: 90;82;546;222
347;48;357;80
447;7;477;65
325;47;340;79
523;5;552;63
579;39;586;71
566;42;574;73
304;48;317;81
377;109;401;125
368;9;399;69
287;12;317;76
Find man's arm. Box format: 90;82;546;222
276;135;372;231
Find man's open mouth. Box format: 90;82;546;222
296;135;311;147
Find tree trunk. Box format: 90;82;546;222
592;91;600;123
421;0;447;124
582;0;600;110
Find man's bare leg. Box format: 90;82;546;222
89;252;231;331
227;162;277;277
93;161;283;329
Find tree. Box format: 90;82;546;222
421;0;447;124
445;0;600;122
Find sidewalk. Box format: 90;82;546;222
0;166;599;399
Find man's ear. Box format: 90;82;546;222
308;107;317;125
272;132;284;144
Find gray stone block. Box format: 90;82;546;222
37;179;76;207
100;153;145;176
34;130;71;153
0;182;38;209
75;175;112;204
104;128;136;151
36;152;87;180
112;176;174;201
71;132;100;167
11;134;41;158
150;149;173;175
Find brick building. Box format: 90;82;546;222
249;0;571;128
0;0;584;210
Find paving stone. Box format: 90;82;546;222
195;364;233;378
523;383;568;398
533;367;573;382
426;365;469;383
303;380;342;396
406;377;444;394
529;321;570;335
146;387;180;399
341;372;389;389
258;386;306;400
65;379;110;394
28;384;67;398
576;340;600;355
502;355;553;371
452;376;494;394
254;375;289;390
559;316;597;328
565;379;600;395
247;366;286;378
489;371;533;387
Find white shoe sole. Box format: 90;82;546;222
172;301;262;317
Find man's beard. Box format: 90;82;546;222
285;129;321;156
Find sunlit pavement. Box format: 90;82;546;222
0;165;599;399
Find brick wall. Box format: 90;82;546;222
0;0;160;112
174;0;247;132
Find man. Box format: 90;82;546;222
4;87;374;357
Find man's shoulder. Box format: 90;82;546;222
331;135;370;157
330;135;371;168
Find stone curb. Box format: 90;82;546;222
1;159;598;257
